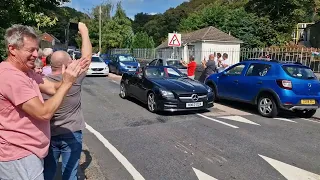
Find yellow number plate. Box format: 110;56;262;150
301;99;316;105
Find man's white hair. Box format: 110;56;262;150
4;24;38;49
42;48;53;57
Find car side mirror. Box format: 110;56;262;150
222;71;227;75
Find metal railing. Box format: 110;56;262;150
107;48;320;72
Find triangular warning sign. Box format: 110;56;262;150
169;34;181;46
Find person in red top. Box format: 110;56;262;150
181;56;197;79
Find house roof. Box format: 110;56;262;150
41;33;61;43
157;26;243;49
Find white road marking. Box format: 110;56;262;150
85;123;145;180
273;118;297;123
111;80;120;84
259;154;320;180
299;118;320;124
214;103;252;116
197;114;239;129
219;116;260;126
193;167;218;180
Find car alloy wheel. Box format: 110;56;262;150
120;82;127;99
258;96;278;118
147;93;157;112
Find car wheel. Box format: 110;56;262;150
295;109;316;118
119;82;127;99
147;92;157;113
257;95;278;118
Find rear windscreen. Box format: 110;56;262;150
282;66;316;80
167;60;186;69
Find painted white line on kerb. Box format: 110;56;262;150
85;123;145;180
300;118;320;124
197;114;239;128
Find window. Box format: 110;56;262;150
167;60;185;69
282;65;316;80
149;59;157;66
91;56;103;62
156;59;163;66
119;55;136;62
145;67;183;79
226;64;245;76
246;64;271;76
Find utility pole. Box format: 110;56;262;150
99;5;102;53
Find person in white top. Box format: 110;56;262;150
217;53;230;72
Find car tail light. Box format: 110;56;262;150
276;79;292;90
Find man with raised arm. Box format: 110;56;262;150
42;22;92;180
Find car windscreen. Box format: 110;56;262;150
119;55;136;62
282;65;316;80
91;56;103;62
166;60;185;69
145;67;183;79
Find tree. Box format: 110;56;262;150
0;0;69;58
179;5;278;48
245;0;320;38
131;32;155;48
132;13;155;33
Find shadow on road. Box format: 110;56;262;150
216;99;303;119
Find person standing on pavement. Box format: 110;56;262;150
180;55;197;79
198;54;217;83
42;54;52;76
0;24;88;180
34;58;44;75
42;22;92;180
41;48;53;66
217;53;230;72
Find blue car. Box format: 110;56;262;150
205;59;320;118
107;54;140;75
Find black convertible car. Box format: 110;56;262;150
119;66;214;113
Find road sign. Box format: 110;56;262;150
168;33;181;47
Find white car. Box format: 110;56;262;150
86;56;109;76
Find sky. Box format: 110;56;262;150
63;0;188;20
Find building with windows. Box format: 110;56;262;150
156;26;243;64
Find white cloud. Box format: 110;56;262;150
148;12;158;15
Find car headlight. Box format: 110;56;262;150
137;63;140;67
207;87;212;93
120;62;125;67
105;66;108;70
160;89;174;98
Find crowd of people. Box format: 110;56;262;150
180;52;231;82
0;22;92;180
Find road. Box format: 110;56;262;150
81;75;320;180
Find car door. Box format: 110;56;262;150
109;55;116;72
237;63;272;101
217;63;246;99
148;59;158;66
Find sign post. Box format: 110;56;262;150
168;32;181;59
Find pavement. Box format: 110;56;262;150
75;74;320;180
